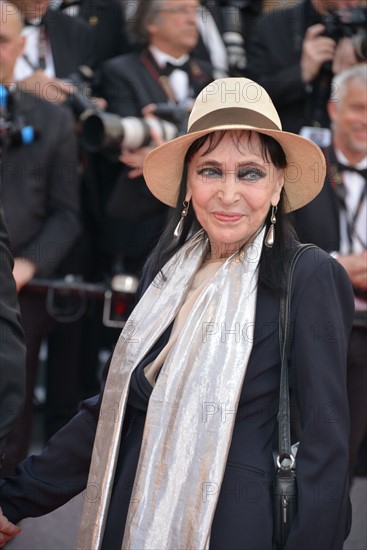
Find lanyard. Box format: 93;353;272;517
325;145;367;252
139;50;178;103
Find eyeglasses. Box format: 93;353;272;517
158;5;201;16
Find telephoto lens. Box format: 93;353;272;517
80;110;179;152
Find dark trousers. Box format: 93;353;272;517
347;325;367;474
1;290;85;477
1;290;55;476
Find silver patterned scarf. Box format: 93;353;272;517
78;227;265;550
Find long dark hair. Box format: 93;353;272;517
145;130;297;292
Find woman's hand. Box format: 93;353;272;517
0;507;21;548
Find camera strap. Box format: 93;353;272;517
23;18;48;71
37;23;47;71
140;49;179;103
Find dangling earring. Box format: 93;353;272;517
265;205;277;248
173;200;190;239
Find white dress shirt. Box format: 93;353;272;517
336;149;367;256
149;45;191;104
14;22;56;81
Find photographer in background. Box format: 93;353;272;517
84;0;214;278
0;0;81;476
294;64;367;479
245;0;366;133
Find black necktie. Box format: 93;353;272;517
163;61;191;77
337;162;367;180
37;24;47;70
23;19;47;70
59;0;80;10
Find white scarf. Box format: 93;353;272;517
78;228;264;549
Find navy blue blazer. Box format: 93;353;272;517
0;246;354;549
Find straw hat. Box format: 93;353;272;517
143;78;326;213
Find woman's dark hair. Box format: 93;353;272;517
145;130;297;292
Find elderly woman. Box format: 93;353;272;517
0;78;354;550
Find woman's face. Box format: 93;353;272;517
186;131;284;260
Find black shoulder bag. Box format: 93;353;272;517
272;244;316;550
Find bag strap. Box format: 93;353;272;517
277;244;318;468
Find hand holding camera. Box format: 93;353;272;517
300;24;336;83
301;6;366;83
332;36;359;75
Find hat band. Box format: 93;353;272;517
188;108;280;134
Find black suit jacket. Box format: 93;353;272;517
0;91;81;277
293;153;341;252
76;0;132;67
43;7;95;77
0;202;26;443
0;246;354;549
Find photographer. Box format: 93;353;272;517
245;0;366;133
84;0;214;277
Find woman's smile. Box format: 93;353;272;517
212;211;245;223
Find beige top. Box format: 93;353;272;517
144;259;223;386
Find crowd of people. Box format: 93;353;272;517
0;0;366;548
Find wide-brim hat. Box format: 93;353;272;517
143;78;326;213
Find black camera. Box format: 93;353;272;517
0;85;39;148
63;65;96;117
80;102;190;153
322;7;367;61
220;2;247;74
153;102;191;134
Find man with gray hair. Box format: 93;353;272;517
295;63;367;477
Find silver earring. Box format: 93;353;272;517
265;205;277;248
173;200;190;239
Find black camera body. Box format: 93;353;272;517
322;7;367;61
63;65;96;117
